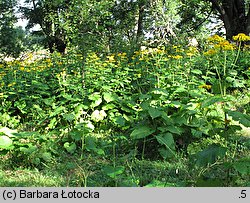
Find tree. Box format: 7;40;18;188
20;0;70;53
42;0;180;54
208;0;250;39
180;0;250;40
0;0;25;58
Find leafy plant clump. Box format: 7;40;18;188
0;34;249;187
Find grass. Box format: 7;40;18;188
0;168;64;187
1;145;249;187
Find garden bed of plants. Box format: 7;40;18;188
0;34;249;186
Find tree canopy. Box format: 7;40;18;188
1;0;250;56
0;0;25;58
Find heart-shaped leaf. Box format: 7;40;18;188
130;126;155;139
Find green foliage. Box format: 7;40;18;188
0;33;249;186
0;0;25;57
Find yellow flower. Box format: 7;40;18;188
214;41;235;51
199;84;212;90
208;35;225;43
19;66;25;71
204;49;217;56
0;93;3;97
0;72;6;77
134;51;140;55
186;52;194;57
8;82;16;87
172;55;183;59
117;52;127;57
107;55;116;63
233;33;250;42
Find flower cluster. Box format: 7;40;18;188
198;84;212;90
207;35;225;43
233;33;250;42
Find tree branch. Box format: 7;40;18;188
208;0;225;16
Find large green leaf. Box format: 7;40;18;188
155;133;175;149
233;157;250;175
49;106;66;117
89;92;102;108
0;136;13;150
103;166;125;178
85;136;105;155
227;110;250;127
41;152;52;162
163;126;182;135
91;110;107;122
148;107;162;119
156;133;176;159
114;116;126;126
103;92;117;103
201;96;224;108
0;127;17;137
19;145;38;155
130;126;155;139
195;144;227;167
64;142;77;154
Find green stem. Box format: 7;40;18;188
233;41;242;67
215;66;223;97
142;137;146;160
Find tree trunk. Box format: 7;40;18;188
209;0;250;39
136;3;145;44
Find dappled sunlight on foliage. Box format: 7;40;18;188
0;34;249;186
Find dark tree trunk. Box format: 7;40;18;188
209;0;250;39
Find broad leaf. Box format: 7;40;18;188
0;127;17;137
89;93;102;108
148;107;162;119
191;69;202;75
91;110;107;122
130;126;155;139
103;166;125;178
0;136;13;149
195;144;227;167
156;133;175;150
233;157;250;175
227;110;250;127
163;126;182;135
64;142;77;154
50;106;66;117
103;92;117;103
114;116;126;126
201;96;224;108
41;152;52;162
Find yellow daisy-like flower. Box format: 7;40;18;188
214;41;235;51
208;35;225;43
107;55;116;63
172;55;183;60
204;49;217;56
117;52;127;57
198;84;212;90
233;33;250;42
19;66;25;71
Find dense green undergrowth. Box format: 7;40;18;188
0;34;250;186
